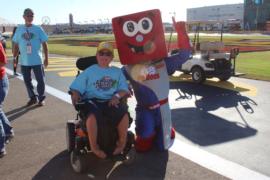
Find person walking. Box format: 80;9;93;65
12;8;49;106
0;42;14;158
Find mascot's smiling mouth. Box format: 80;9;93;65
128;40;154;54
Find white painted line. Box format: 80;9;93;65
171;139;270;180
6;69;71;104
6;68;270;180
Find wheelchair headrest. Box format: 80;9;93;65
76;56;97;71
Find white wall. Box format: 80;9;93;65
187;4;244;22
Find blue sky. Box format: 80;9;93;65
2;0;243;25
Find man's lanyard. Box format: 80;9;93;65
25;28;31;42
25;27;32;54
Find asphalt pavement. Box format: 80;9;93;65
1;57;270;180
0;75;228;180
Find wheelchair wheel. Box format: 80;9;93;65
123;147;136;165
70;150;88;173
123;132;136;165
66;121;76;153
123;131;135;154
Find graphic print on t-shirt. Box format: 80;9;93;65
94;76;117;91
22;32;34;41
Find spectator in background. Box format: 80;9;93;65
0;33;6;52
0;42;14;158
12;8;49;106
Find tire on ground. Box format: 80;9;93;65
191;66;206;83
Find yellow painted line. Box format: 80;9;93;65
58;70;78;77
48;64;76;67
170;73;257;96
49;59;76;63
205;78;257;96
46;57;78;76
45;67;76;71
49;57;75;59
170;73;192;82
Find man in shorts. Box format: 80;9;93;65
69;42;129;159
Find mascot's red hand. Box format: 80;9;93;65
172;18;191;50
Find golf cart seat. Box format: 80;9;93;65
199;41;230;60
208;52;231;60
200;41;225;52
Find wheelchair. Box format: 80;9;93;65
66;56;136;174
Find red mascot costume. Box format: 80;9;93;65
112;9;191;151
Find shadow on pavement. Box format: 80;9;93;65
5;105;40;122
172;107;257;146
170;82;257;146
33;149;168;180
170;81;257;113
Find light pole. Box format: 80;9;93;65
255;4;259;30
168;12;176;53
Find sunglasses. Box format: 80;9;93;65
98;51;112;57
25;14;34;18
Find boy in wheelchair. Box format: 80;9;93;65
69;42;130;159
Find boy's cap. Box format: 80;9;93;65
23;8;34;16
97;42;114;56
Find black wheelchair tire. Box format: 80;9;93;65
70;150;88;173
66;122;76;153
123;147;136;165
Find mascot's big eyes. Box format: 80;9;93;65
122;17;153;37
123;21;138;37
138;17;153;34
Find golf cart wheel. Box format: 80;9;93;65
123;147;136;165
70;151;88;173
66;122;76;153
192;67;205;83
219;74;231;81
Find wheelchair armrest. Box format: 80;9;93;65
74;101;87;111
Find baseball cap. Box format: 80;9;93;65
97;42;114;57
23;8;34;16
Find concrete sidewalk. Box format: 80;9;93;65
0;75;228;180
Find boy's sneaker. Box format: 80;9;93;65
5;130;15;144
0;148;7;158
27;98;37;106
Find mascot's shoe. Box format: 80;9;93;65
135;135;155;152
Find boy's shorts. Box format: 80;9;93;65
81;99;128;127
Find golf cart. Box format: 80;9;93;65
173;21;239;84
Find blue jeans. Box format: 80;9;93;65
0;74;12;150
21;65;46;101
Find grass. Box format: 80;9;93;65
5;34;270;81
236;51;270;81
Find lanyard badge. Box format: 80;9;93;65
25;28;32;54
27;42;32;54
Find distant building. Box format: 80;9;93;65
0;17;16;32
244;0;270;30
187;4;244;31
